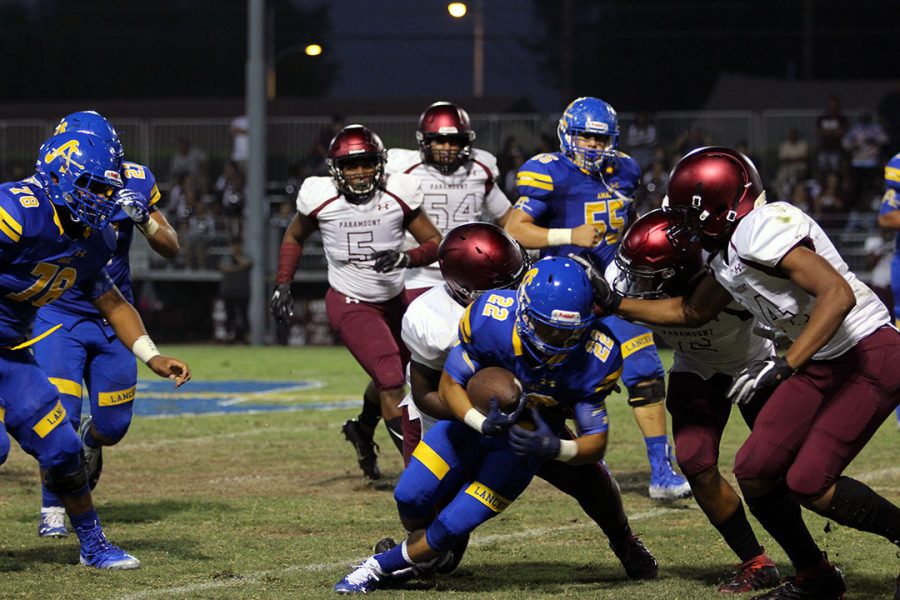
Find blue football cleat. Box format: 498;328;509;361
648;446;692;500
79;528;140;570
38;507;69;538
334;557;383;594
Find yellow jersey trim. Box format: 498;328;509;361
620;332;655;358
32;399;67;439
460;304;473;344
49;377;82;398
411;442;451;480
465;482;512;513
886;166;900;183
594;366;624;393
8;324;62;351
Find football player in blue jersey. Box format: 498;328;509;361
876;150;900;427
505;97;689;499
0;131;190;569
32;111;181;538
334;257;631;593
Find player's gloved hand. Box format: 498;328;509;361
115;189;151;225
567;253;622;313
727;355;795;405
270;283;294;324
508;407;560;460
371;250;410;273
481;396;526;437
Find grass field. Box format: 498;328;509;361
0;345;897;599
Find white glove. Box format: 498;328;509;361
116;189;150;225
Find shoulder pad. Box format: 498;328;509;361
297;177;339;214
385;148;421;174
0;182;37;243
516;155;559;197
383;173;423;210
732;203;811;267
123;162;160;205
471;149;500;178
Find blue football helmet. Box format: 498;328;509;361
557;97;619;175
516;257;594;364
35;132;123;229
54;110;125;162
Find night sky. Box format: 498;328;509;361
0;0;897;112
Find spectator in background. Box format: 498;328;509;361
183;191;216;270
788;180;814;214
498;135;527;194
169;138;208;191
230;115;249;173
533;132;556;157
811;172;846;229
878;81;900;156
308;114;344;175
634;157;669;216
775;128;810;201
816;95;848;176
216;160;246;232
842;112;888;211
673;124;712;160
624;111;657;170
218;239;251;343
864;229;894;319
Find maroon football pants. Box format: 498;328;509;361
733;326;900;500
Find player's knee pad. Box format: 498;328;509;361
672;429;719;477
627;378;665;408
425;513;469;553
785;463;831;501
92;410;132;445
42;453;89;496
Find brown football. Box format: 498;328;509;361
466;367;522;416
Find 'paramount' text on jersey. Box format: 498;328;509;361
387;148;510;290
0;178;115;346
444;289;622;436
296;173;424;302
515;151;640;269
711;202;891;360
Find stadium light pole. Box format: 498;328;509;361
448;1;484;98
247;0;267;345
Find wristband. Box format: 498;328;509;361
132;335;161;364
463;408;487;433
547;228;573;246
137;218;160;237
556;439;578;462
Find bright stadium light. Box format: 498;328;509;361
447;2;467;18
304;43;323;57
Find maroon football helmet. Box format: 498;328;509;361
327;124;387;203
613;208;703;299
416;101;476;174
438;223;530;306
663;146;766;246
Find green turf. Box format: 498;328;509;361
0;345;896;599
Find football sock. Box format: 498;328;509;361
536;459;631;546
712;501;765;563
384;417;404;453
41;485;61;508
359;393;381;430
70;508;101;538
374;541;413;573
644;435;669;464
743;482;822;570
824;476;900;545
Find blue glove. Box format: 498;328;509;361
508;407;560;460
480;396;526;437
115;189;150;225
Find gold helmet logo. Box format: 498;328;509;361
44;140;85;171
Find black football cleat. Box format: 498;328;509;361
373;537;397;554
436;533;470;575
341;419;381;480
611;534;659;580
749;559;846;600
718;550;780;593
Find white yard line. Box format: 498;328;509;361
112;507;686;600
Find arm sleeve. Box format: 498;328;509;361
444;343;481;386
572;398;610;435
